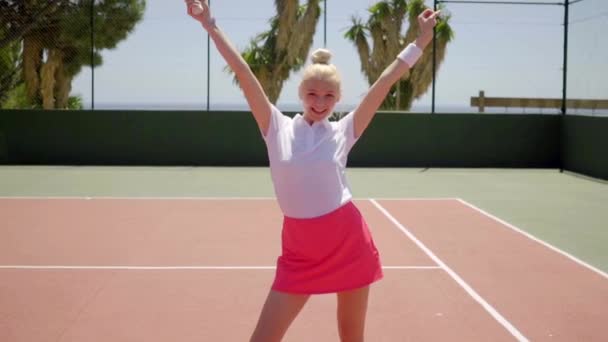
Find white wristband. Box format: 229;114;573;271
397;43;423;68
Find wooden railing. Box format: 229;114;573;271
471;91;608;113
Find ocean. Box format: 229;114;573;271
85;102;608;116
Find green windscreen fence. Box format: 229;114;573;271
0;110;561;168
562;115;608;180
2;110;606;180
352;113;560;168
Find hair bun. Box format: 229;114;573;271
311;49;332;65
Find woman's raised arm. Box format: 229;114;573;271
351;9;441;138
186;0;272;134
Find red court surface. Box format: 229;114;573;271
1;198;607;341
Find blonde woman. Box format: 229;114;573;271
186;1;440;341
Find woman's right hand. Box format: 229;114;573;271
185;0;214;29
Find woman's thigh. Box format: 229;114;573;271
336;286;370;342
250;290;310;342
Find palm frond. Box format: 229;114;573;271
344;16;372;82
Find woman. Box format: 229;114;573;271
185;1;439;341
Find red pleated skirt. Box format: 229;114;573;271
272;201;383;294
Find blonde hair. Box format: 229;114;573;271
299;48;341;95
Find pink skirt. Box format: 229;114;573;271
272;202;383;294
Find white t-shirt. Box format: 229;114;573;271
262;105;359;218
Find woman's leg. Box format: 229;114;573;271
250;290;310;342
336;286;370;342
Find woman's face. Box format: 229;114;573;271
300;78;340;124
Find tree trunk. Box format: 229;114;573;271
54;58;72;109
22;35;43;106
268;88;280;104
40;48;62;109
396;81;401;110
267;78;280;104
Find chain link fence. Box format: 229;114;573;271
0;0;605;114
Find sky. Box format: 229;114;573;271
71;0;608;113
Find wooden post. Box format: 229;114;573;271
479;90;485;113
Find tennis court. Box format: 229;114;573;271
2;0;607;340
1;166;606;341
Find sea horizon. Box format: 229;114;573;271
83;102;607;116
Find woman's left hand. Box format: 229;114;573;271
419;9;441;34
416;9;441;48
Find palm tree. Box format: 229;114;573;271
227;0;322;103
345;0;453;110
19;0;145;109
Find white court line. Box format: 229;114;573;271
0;196;458;201
0;265;441;271
370;199;528;342
0;196;277;200
456;199;608;280
370;197;460;201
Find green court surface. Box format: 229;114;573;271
1;166;606;273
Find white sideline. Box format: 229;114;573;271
457;198;608;280
370;199;528;342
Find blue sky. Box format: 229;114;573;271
72;0;607;113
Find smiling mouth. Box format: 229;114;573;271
311;108;326;116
